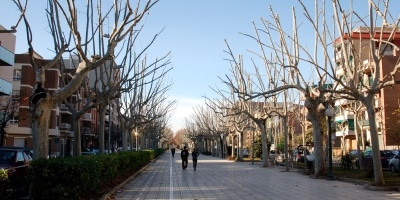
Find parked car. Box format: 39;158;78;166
0;147;32;190
361;150;395;169
242;149;249;158
81;151;97;156
349;150;362;169
389;154;399;172
269;150;275;161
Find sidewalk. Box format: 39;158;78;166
110;150;400;200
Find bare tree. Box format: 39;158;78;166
217;1;338;177
15;0;160;159
294;0;400;185
0;96;19;146
193;102;230;158
118;53;173;151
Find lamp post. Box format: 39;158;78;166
108;103;112;154
325;106;334;180
220;133;224;158
135;128;139;151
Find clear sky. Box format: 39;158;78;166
1;0;371;133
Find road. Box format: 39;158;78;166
112;150;400;200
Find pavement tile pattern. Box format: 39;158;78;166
112;150;400;200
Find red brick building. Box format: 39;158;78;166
334;26;400;151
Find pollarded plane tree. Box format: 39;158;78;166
201;100;229;158
183;119;197;147
13;0;160;159
183;119;202;150
296;0;400;185
191;104;226;157
100;22;172;152
210;50;270;165
220;2;337;176
140;97;175;149
217;36;298;168
118;58;173;151
206;98;250;159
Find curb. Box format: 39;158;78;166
100;158;157;200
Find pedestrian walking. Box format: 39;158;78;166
181;146;189;170
192;148;199;171
171;146;175;158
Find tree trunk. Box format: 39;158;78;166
98;106;106;154
283;115;289;171
354;108;363;169
307;106;325;176
257;121;269;167
122;127;129;151
365;98;385;185
220;135;224;158
71;112;81;156
31;100;53;159
238;131;243;160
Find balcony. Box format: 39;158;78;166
376;45;396;57
60;123;72;130
335;67;344;77
335;51;342;63
59;104;72;115
82;113;92;121
362;60;374;74
335;128;355;137
60;104;68;110
335;110;354;122
0;78;12;95
0;45;14;66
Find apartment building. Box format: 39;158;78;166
3;53;105;157
0;25;16;147
5;53;62;155
334;26;400;152
0;25;15;95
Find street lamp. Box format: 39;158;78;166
220;133;224;158
108;103;112;154
325;105;334;180
135;128;139;151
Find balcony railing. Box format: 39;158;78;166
0;45;14;66
82;113;92;121
60;123;71;130
335;128;355;137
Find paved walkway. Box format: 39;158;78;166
112;150;400;200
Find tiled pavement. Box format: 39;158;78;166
111;150;400;200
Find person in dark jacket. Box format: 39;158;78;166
192;148;199;171
171;146;175;158
181;146;189;170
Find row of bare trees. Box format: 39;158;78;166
5;0;174;158
182;0;399;187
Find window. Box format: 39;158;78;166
14;138;25;147
13;69;21;80
16;152;24;162
369;75;373;86
10;113;18;123
11;90;20;101
348;119;355;131
377;43;394;56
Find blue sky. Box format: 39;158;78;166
137;0;302;132
0;0;372;132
